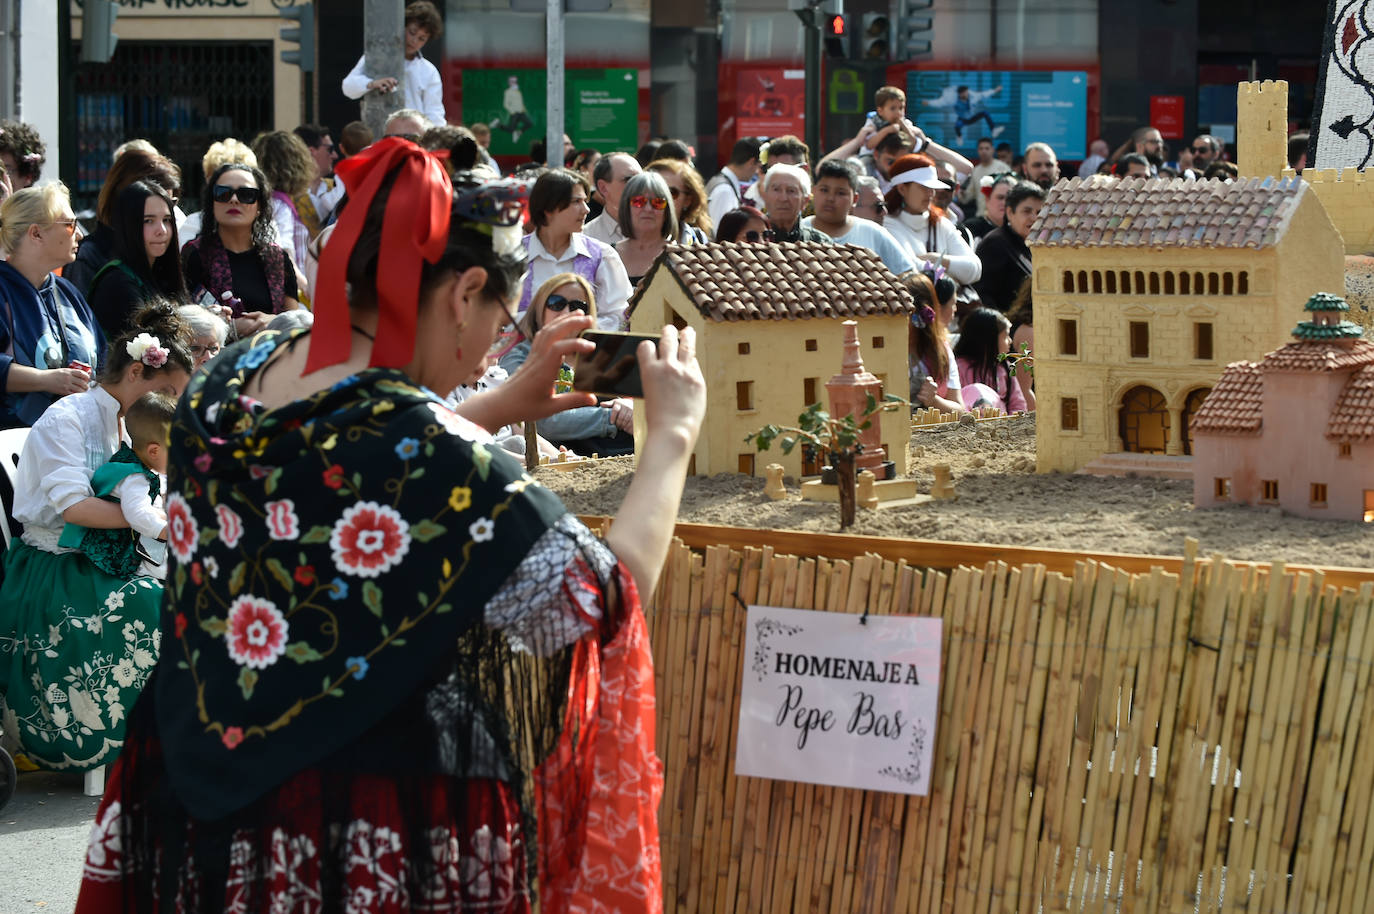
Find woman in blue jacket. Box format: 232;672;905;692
0;183;104;429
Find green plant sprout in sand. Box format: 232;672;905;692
749;392;905;530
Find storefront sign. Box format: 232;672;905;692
463;68;638;157
735;605;941;796
75;0;275;13
736;68;806;138
905;70;1089;159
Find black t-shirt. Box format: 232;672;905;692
184;244;297;313
973;226;1031;313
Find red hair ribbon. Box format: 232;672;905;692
305;137;453;374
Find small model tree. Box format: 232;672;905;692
749;392;905;529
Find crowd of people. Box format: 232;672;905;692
0;1;1282;904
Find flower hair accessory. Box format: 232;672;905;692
910;305;937;330
126;332;168;368
920;261;947;283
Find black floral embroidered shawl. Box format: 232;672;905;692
154;329;571;821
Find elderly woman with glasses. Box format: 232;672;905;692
615;171;679;288
500;272;635;456
176;304;230;370
182;162;301;340
0;182;103;428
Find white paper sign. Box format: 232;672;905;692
735;605;942;795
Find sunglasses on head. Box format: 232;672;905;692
545;293;590;314
213;184;261;205
630;195;667;211
743;229;776;242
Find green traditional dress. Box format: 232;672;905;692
0;386;164;771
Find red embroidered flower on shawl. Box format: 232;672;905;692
329;501;411;578
225;596;290;669
166;493;198;564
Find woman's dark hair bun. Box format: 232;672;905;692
131;298;193;346
451;136;479;172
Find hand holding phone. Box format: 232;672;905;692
572;331;660;399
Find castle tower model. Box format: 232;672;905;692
1237;80;1289;180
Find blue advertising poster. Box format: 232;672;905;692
904;71;1089;160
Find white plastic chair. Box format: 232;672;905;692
0;426;26;549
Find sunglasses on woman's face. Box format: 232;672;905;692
545;294;590;314
213;185;261;205
630;195;667;211
743;229;776;242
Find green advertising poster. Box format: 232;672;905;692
465;68;637;157
566;69;638;151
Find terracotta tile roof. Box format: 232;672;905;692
1327;365;1374;441
1259;339;1374;373
1189;361;1263;435
627;241;913;322
1028;175;1307;249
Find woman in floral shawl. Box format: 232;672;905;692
75;138;705;913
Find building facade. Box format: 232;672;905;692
1029;175;1345;474
626;241;912;480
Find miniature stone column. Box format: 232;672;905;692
825;320;890;479
1166;406;1184;457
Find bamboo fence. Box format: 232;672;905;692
643;536;1374;913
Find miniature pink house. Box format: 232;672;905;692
1191;293;1374;521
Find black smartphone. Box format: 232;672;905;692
572;331;658;399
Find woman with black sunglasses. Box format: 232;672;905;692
182;162;300;340
500;271;635;456
714;205;774;243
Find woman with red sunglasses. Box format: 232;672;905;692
614;171;679;289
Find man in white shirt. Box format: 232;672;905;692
583;153;641;246
341;1;447;127
804;160;914;276
960;137;1011;215
706;137;762;231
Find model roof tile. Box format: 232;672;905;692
1189;362;1264;435
626;241;913;323
1328;366;1374;441
1260;339;1374;373
1029;175;1308;249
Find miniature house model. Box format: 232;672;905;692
1028;175;1345;474
626;241;913;479
1191;293;1374;522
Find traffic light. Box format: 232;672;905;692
897;0;933;60
823;13;850;59
80;0;119;65
280;2;316;73
860;13;890;61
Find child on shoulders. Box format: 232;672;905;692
857;86;928;159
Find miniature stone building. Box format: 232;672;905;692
626;241;913;478
1028;175;1345;474
1191;293;1374;521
